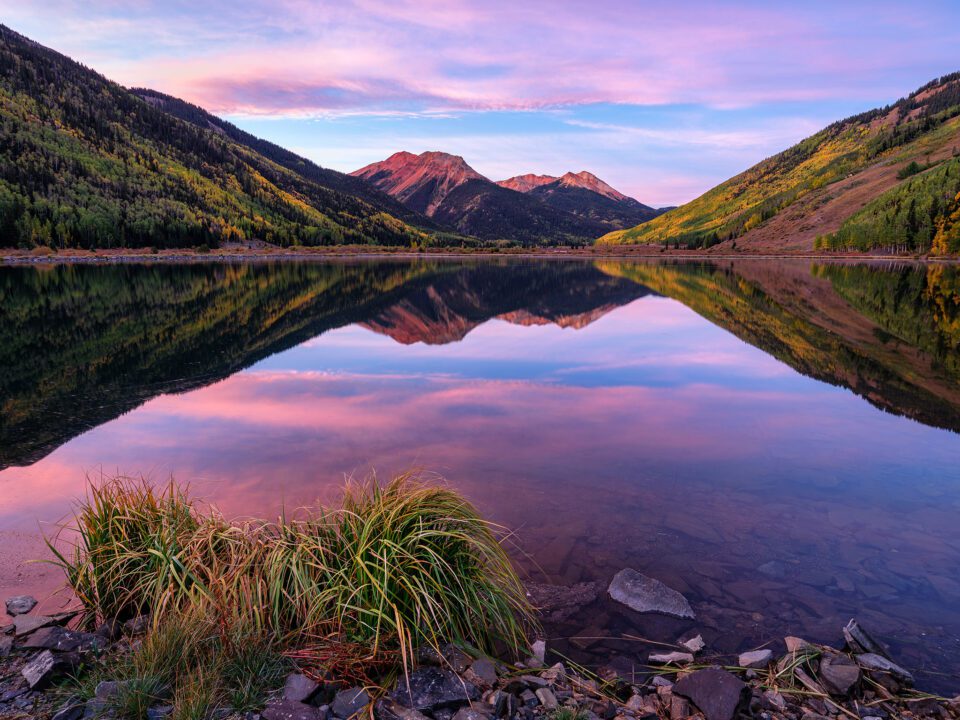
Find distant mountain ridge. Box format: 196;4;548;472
601;72;960;254
352;151;660;243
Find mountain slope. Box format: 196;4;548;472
601;73;960;253
352;151;612;243
0;25;427;249
429;178;610;244
499;170;662;230
131;88;436;229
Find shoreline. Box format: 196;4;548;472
1;247;959;266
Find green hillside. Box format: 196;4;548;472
601;73;960;253
0;25;429;249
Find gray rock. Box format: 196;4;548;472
738;649;773;669
607;569;695;619
331;687;370;718
390;668;479;712
51;700;85;720
530;640;546;664
680;634;705;653
441;643;471;674
855;653;914;685
649;651;693;665
519;689;538;708
451;709;489;720
534;689;557;710
5;595;38;616
284;674;320;704
23;626;104;653
651;676;673;688
21;649;72;689
673;667;748;720
818;654;860;696
262;700;328;720
842;619;889;659
374;698;432;720
146;707;173;720
13;614;55;637
0;635;13;657
468;657;497;687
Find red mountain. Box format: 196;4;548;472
350;151;484;217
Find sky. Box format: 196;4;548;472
3;1;960;206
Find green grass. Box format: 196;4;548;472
51;473;537;716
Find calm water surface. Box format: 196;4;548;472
1;258;959;688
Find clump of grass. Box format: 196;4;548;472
51;472;537;714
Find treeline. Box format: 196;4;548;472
815;157;960;254
0;25;427;250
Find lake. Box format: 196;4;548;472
1;258;959;690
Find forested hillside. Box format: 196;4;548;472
0;25;429;249
601;73;960;254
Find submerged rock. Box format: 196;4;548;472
607;569;695;619
524;582;601;623
855;653;914;685
673;667;748;720
5;595;38;616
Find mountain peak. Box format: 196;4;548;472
496;173;558;193
557;171;629;201
351;150;485;216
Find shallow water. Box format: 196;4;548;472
1;258;959;689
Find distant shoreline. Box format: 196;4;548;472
1;246;958;265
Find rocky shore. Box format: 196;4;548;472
3;572;959;720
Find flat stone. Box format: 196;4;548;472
332;687;370;718
13;614;55;637
263;700;328;720
284;673;320;704
468;657;498;687
530;640;546;664
0;635;13;657
784;636;814;654
534;689;557;709
374;698;432;720
855;653;914;685
22;626;104;653
680;634;705;653
390;668;479;712
818;654;860;696
51;700;85;720
649;651;694;665
607;569;695;619
451;709;490;720
519;689;538;708
21;649;70;689
673;667;748;720
146;707;174;720
738;649;773;669
5;595;38;616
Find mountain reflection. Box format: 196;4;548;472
1;258;958;469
